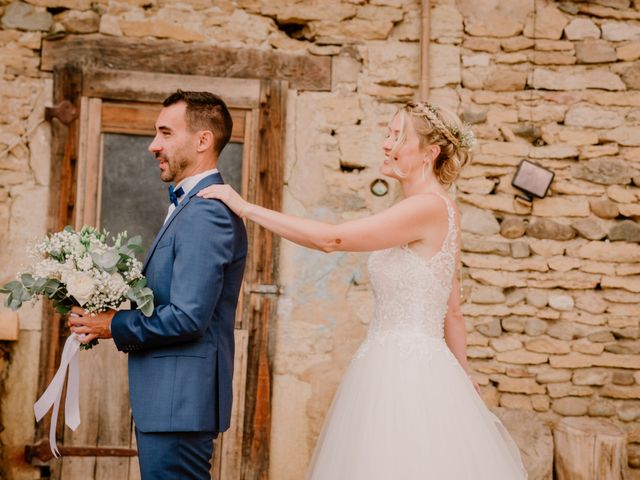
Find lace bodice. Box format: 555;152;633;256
355;194;457;357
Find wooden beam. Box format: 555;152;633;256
419;0;431;101
100;102;246;142
35;62;84;456
74;97;102;230
42;35;331;92
214;329;249;479
241;79;286;480
83;69;262;108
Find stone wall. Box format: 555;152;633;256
453;0;640;475
0;2;52;475
1;0;640;479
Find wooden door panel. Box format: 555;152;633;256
58;342;130;479
212;329;248;479
128;422;141;480
63;96;253;480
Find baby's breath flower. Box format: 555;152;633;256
8;226;153;318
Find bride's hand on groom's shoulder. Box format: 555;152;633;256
198;185;250;218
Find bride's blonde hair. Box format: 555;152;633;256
391;102;475;186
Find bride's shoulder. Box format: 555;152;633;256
402;192;452;215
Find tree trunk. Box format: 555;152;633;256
554;417;629;480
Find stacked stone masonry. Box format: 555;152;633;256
2;0;640;478
454;0;640;473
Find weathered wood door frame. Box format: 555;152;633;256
31;64;287;480
68;69;266;480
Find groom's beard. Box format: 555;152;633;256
157;151;190;183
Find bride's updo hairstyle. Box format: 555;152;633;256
393;101;475;186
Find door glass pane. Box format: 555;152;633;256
218;142;243;194
100;133;244;254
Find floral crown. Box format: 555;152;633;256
406;101;476;150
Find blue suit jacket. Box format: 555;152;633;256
111;173;247;433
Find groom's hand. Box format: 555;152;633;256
68;306;115;344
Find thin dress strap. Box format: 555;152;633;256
433;193;457;257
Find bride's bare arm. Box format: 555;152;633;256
442;210;478;391
444;276;481;393
444;276;469;372
199;185;445;253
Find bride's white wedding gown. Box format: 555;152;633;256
306;194;528;479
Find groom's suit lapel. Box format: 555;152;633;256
143;172;224;272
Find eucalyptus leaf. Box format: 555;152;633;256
54;302;71;315
1;280;22;293
128;235;142;247
79;339;99;350
91;250;120;271
8;296;22;310
5;282;32;306
126;288;139;303
33;277;47;292
128;290;145;304
18;288;32;301
42;279;60;296
126;284;154;317
140;299;154;317
138;287;154;316
21;273;36;288
50;285;67;299
117;245;133;258
127;236;144;254
132;278;147;290
49;251;64;262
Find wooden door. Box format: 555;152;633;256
31;66;285;480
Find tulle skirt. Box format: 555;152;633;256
306;335;528;480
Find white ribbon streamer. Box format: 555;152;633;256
33;334;82;457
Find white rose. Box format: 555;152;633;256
65;271;96;306
110;271;127;290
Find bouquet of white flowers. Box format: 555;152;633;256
1;225;154;348
0;225;154;457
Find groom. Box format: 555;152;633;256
69;91;248;479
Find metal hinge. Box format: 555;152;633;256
44;100;77;125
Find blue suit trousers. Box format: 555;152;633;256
135;428;218;480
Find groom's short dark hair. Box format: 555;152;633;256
163;90;233;156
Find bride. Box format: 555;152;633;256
199;101;528;479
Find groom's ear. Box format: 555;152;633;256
196;130;215;153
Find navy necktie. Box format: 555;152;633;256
168;185;184;207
